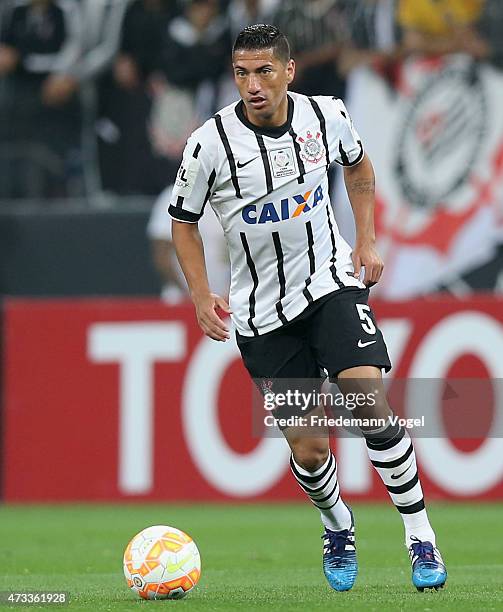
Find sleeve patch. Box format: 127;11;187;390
174;157;201;198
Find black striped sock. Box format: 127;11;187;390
290;452;351;531
365;423;435;546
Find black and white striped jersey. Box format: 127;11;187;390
169;91;366;337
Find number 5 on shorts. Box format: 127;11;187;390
356;304;376;335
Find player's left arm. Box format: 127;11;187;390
344;153;384;287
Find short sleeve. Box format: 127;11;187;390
331;99;365;167
168;130;217;224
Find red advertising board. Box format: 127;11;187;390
2;297;503;502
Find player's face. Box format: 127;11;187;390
233;48;295;126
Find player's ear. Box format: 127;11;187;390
286;59;295;84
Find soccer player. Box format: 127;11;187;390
169;24;447;593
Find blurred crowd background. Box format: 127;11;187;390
0;0;502;299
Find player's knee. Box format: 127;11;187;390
292;442;329;472
353;398;391;421
350;385;392;421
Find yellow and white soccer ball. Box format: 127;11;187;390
123;525;201;600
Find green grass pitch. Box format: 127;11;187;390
0;503;502;611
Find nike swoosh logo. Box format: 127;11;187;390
237;156;259;168
166;553;193;573
358;339;377;348
390;461;413;480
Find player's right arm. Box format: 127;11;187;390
171;221;231;341
169;128;232;342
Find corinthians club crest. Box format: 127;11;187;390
395;62;486;209
298;130;325;164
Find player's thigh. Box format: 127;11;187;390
236;323;320;381
309;288;392;379
237;324;329;445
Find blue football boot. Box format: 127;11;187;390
322;507;357;592
409;536;447;591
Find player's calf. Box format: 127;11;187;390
286;422;350;532
363;419;448;590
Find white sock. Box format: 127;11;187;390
401;508;436;548
365;423;436;547
290;452;351;531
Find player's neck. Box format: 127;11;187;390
244;95;289;129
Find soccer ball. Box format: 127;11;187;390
123;525;201;600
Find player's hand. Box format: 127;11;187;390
351;241;384;287
193;293;232;342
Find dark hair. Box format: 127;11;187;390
232;24;290;64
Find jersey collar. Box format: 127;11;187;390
235;94;294;139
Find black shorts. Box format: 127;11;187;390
236;287;391;382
